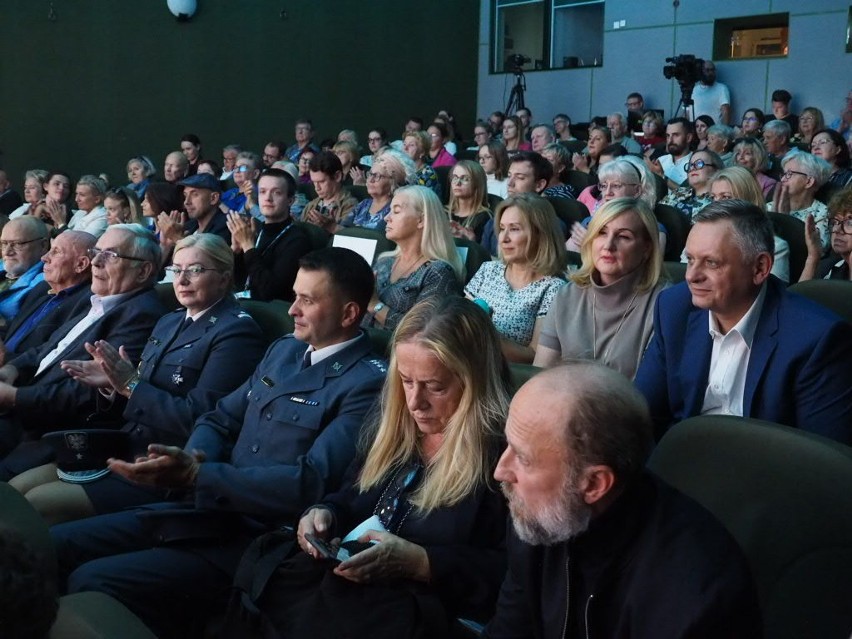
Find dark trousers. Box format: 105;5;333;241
52;505;236;639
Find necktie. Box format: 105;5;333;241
300;349;312;370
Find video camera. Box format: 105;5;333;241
662;54;705;107
506;53;531;74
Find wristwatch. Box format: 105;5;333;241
372;302;385;314
124;373;141;396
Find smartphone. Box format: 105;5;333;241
304;533;340;563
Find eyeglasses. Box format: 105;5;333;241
450;175;471;185
235;165;251;173
367;136;383;143
474;131;489;138
87;247;144;263
0;237;45;251
164;265;220;279
742;116;759;122
685;159;716;171
830;218;852;234
429;133;441;139
598;182;639;191
781;170;809;180
810;139;832;148
366;171;390;181
799;116;815;122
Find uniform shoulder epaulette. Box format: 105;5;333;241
364;357;388;374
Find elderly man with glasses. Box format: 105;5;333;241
0;223;167;479
0;217;50;331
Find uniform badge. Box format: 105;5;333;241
331;361;343;372
65;432;88;461
172;371;184;386
209;316;218;324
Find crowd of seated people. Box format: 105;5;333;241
0;92;851;637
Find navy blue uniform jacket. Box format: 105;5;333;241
120;295;266;455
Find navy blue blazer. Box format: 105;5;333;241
2;280;92;358
635;277;852;444
9;286;168;432
120;295;267;455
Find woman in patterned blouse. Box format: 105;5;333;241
465;194;567;364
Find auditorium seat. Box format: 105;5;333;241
545;196;589;232
293;221;331;251
654;203;691;262
238;299;294;343
789;278;852;323
768;212;807;283
454;237;492;284
347;184;369;202
648;415;852;639
154;282;181;311
564;169;593;195
333;226;396;265
434;165;453;205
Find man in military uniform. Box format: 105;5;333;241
52;247;387;639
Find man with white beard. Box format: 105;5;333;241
484;362;762;639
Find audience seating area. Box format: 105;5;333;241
648;415;852;639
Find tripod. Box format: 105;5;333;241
505;69;526;116
673;82;695;120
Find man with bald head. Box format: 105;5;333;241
164;151;189;184
485;362;761;639
2;231;95;361
0;217;50;330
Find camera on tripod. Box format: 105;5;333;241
663;54;705;85
662;54;705;108
506;53;531;73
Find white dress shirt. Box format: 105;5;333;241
701;283;767;417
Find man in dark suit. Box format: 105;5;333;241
52;247;386;639
0;224;167;476
635;200;852;444
1;230;95;362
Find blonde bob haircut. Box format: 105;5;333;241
173;233;235;289
494;194;567;277
571;197;662;293
446;159;490;218
708;166;765;208
358;296;512;511
380;185;464;282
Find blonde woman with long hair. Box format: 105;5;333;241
365;185;463;331
251;297;511;638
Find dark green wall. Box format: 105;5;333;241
0;0;479;188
